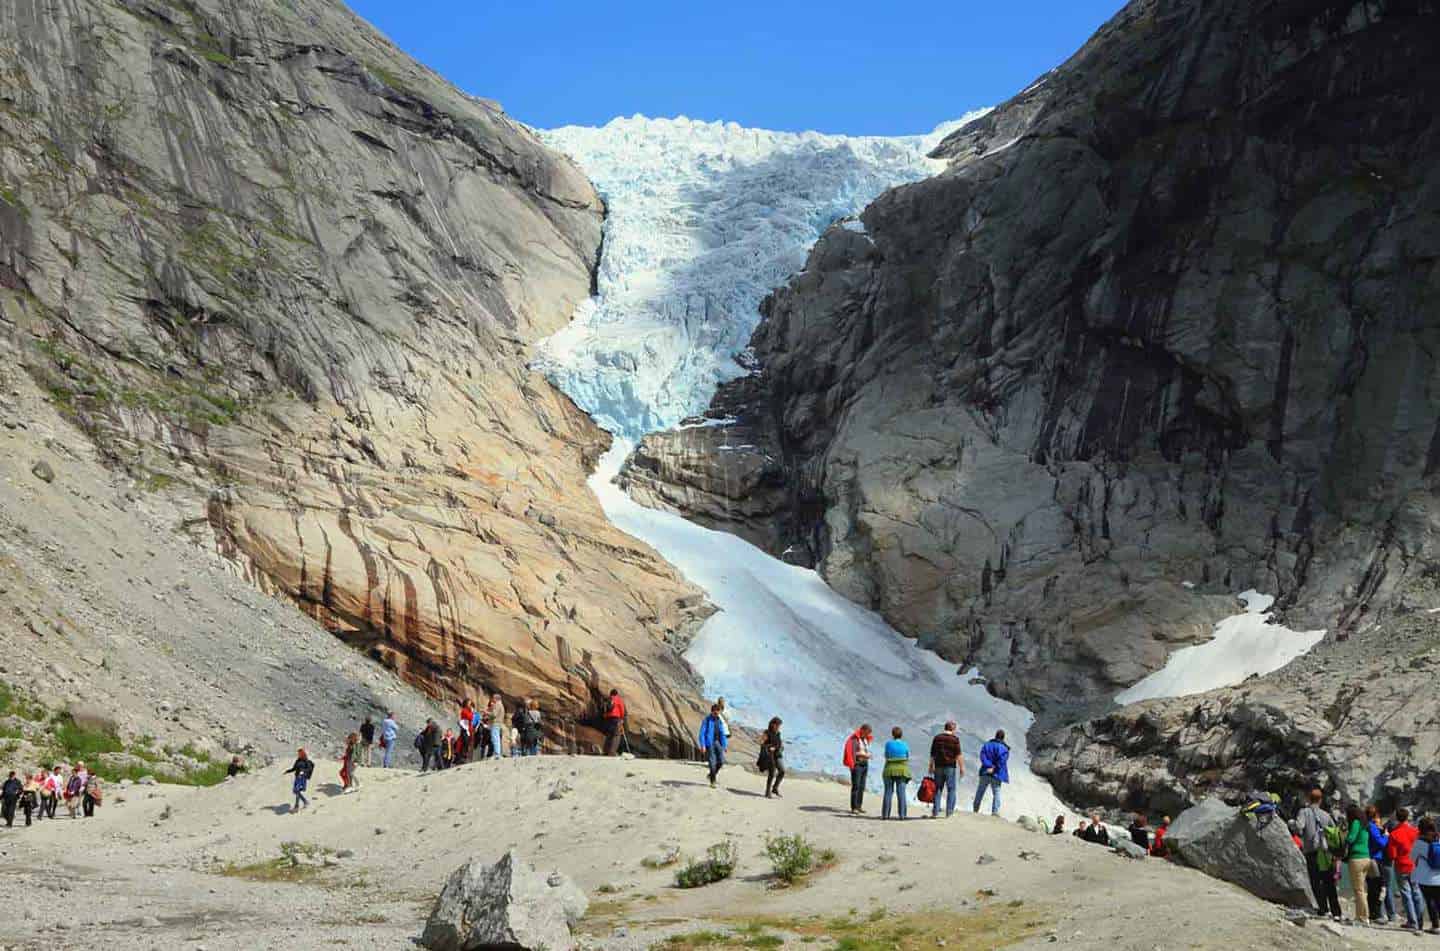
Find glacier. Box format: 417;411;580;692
537;113;1065;819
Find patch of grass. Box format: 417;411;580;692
52;714;124;761
0;682;46;720
737;905;1050;951
675;841;738;889
662;923;784;949
642;847;681;869
764;833;828;884
219;842;332;884
663;932;730;948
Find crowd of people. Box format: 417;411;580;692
1;763;104;827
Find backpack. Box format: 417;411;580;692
1324;823;1347;858
86;778;103;803
917;775;937;804
413;731;425;751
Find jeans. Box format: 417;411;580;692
490;725;503;759
1;797;14;827
82;794;96;817
1305;852;1341;918
882;776;909;819
706;745;725;783
973;774;1002;815
1398;873;1423;926
382;739;395;768
1421;884;1440;929
1367;865;1385;921
1380;861;1396;920
603;719;623;756
932;766;958;817
849;763;868;811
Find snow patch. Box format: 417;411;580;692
1115;590;1326;705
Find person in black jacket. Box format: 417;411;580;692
418;719;439;772
359;716;376;767
284;749;314;812
760;717;785;798
1129;813;1152;851
1;771;21;827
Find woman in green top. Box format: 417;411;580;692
1345;803;1373;922
881;726;911;820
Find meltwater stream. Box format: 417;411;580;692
539;115;1064;816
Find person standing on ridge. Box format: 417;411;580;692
440;728;456;769
340;732;360;792
881;726;911;820
973;729;1009;816
380;712;398;769
457;698;474;763
759;717;785;798
602;689;626;756
843;723;873;815
1367;804;1392;922
1299;788;1341;919
486;693;506;760
359;716;376;767
417;718;439;772
1390;806;1422;930
927;721;964;819
698;703;727;788
1343;803;1373;923
284;748;314;812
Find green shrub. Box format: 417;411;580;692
53;715;124;761
675;841;738;889
765;833;821;883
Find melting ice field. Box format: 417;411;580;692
536;114;1065;816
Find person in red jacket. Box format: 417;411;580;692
1391;807;1423;929
842;724;873;814
1151;816;1172;857
603;689;626;756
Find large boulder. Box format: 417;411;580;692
420;850;588;951
1166;799;1314;908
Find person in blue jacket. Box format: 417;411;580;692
1367;804;1392;922
973;729;1010;816
698;703;728;788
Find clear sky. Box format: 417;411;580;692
344;0;1127;136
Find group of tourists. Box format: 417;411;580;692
1;762;103;827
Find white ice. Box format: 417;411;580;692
1115;590;1326;705
591;443;1065;817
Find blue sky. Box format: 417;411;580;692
345;0;1127;136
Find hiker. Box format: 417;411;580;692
1411;817;1440;933
36;768;58;821
1299;788;1341;919
1343;803;1372;923
1390;807;1422;930
1151;816;1171;857
284;748;314;812
63;764;85;818
485;694;506;759
457;699;474;764
1052;815;1067;836
1367;804;1391;922
440;728;456;769
18;774;38;826
359;716;375;767
759;717;785;798
417;718;439;772
716;697;732;746
227;755;244;778
1083;814;1110;846
927;720;964;819
520;699;543;756
973;730;1009;816
603;689;626;756
340;732;360;791
1;770;21;827
842;723;873;814
380;712;398;769
82;773;102;817
1129;813;1151;851
881;726;911;820
698;703;727;788
1073;819;1090;840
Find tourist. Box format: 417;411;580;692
603;689;626;756
1129;813;1151;851
227;755;244;778
418;718;439;772
440;728;456;770
36;767;58;821
972;729;1009;816
340;732;360;791
716;697;732;747
82;773;102;818
1085;814;1110;846
359;716;375;767
842;723;873;815
486;694;506;759
1299;788;1341;919
458;698;474;754
284;748;314;812
380;712;398;769
881;726;911;820
1366;805;1391;922
63;764;85;818
1411;817;1440;933
1;770;21;827
1343;803;1372;923
926;720;963;819
698;703;727;788
1052;815;1067;835
1073;819;1090;839
1151;815;1171;857
759;717;785;798
521;699;543;756
1390;807;1422;930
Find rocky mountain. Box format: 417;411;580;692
0;0;712;753
626;0;1440;798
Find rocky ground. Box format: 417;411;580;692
0;754;1419;951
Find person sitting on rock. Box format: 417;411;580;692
284;748;314;812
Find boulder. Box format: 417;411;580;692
65;702;118;737
1111;838;1147;860
1166;799;1314;908
421;850;587;951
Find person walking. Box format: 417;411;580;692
1;771;20;827
340;732;360;792
926;721;964;819
759;717;785;798
1344;803;1373;923
81;773;102;818
36;768;57;821
698;703;727;788
881;727;911;820
1299;788;1341;919
603;689;626;756
486;694;506;760
1367;805;1391;922
1390;807;1422;930
973;730;1009;816
359;716;376;768
63;766;84;818
842;724;873;815
380;712;398;769
284;748;314;812
1411;817;1440;933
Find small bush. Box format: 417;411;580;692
675;841;738;889
53;715;124;761
765;833;822;883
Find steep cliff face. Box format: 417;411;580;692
629;0;1440;731
0;0;710;752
